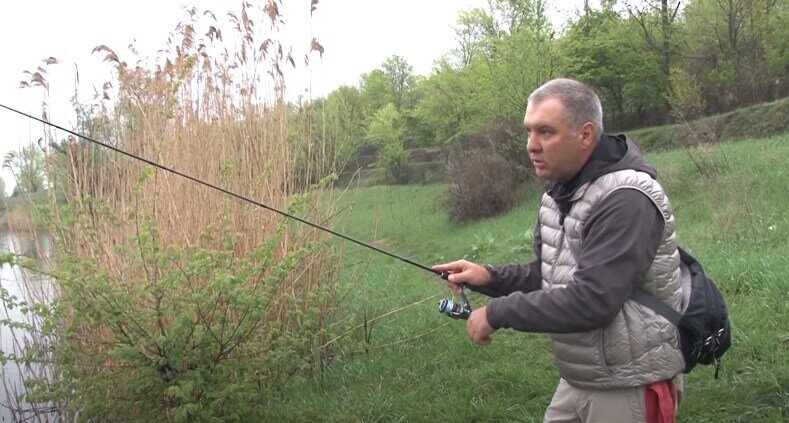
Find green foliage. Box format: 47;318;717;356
560;6;666;127
7;145;46;195
16;179;343;421
378;142;408;184
680;0;787;107
360;55;418;114
359;69;392;114
468;232;497;260
366;104;408;183
451;7;498;66
462;1;557;122
321;85;367;170
366;104;404;147
667;67;706;121
410;60;491;147
380;55;417;111
308;0;786;187
665;66;723;175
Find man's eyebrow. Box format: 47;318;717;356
526;123;554;131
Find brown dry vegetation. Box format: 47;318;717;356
4;2;347;420
444;119;534;222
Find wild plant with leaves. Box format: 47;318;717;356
5;1;350;421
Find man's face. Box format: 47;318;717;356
524;98;587;183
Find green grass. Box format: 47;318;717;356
263;135;789;422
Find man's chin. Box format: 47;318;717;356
533;169;551;181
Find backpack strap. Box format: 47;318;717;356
631;288;682;326
632;249;693;327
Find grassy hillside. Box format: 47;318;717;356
336;98;789;189
625;98;788;152
263;134;789;422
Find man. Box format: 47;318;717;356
433;78;684;423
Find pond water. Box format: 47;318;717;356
0;230;55;422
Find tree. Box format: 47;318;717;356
359;55;418;114
359;69;391;114
487;0;553;35
561;4;665;128
451;8;499;67
464;0;557;121
624;0;682;114
366;103;407;182
762;0;789;100
431;0;558;132
321;85;367;170
6;145;46;194
680;0;788;109
412;60;484;145
381;55;417;110
625;0;681;78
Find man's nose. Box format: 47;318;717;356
527;133;539;153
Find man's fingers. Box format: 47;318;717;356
433;262;468;285
468;329;491;345
447;273;462;284
466;307;493;345
468;327;492;345
432;260;468;273
432;261;459;272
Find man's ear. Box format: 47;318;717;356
579;122;596;150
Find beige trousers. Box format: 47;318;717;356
543;378;647;423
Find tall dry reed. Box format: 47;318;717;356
4;2;344;420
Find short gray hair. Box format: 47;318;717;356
528;78;604;140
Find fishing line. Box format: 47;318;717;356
0;103;442;276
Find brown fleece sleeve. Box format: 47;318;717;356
467;222;543;298
485;188;665;333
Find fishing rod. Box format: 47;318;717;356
0;103;472;319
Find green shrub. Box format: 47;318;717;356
22;176;342;422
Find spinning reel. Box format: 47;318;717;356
437;272;472;320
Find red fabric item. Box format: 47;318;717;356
645;379;678;423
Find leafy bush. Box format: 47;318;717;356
18;169;341;422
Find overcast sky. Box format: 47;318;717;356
0;0;584;195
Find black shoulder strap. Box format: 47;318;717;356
631;288;682;326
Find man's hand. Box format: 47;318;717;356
432;259;492;294
467;306;494;345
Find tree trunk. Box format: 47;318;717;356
660;0;671;78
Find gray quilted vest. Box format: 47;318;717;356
539;169;685;389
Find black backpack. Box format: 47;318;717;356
631;247;731;378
